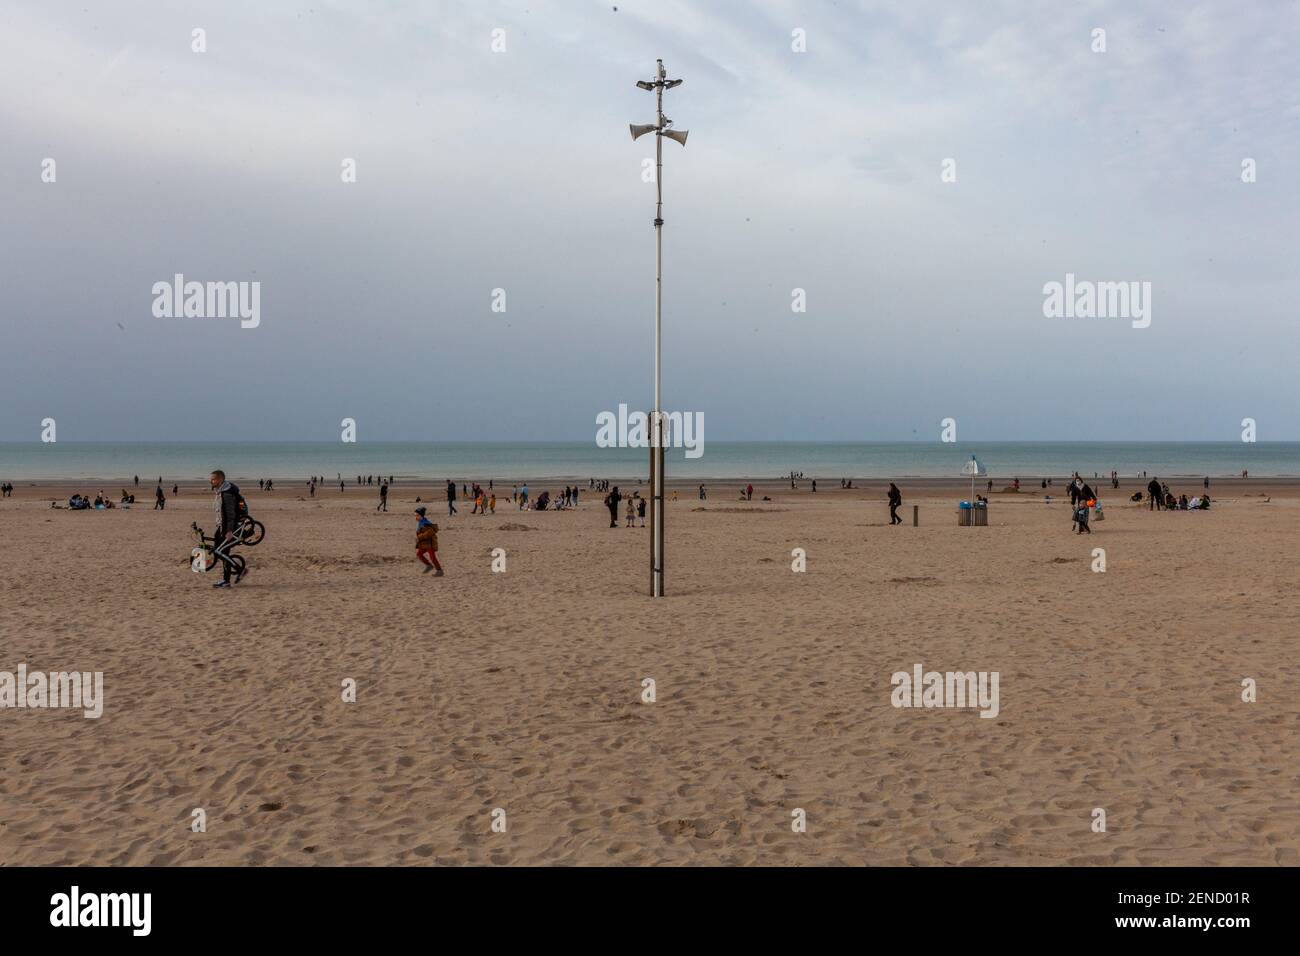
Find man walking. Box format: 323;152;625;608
606;486;622;528
446;479;457;516
154;482;166;510
209;469;245;588
377;480;389;512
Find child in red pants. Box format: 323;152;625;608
414;507;444;575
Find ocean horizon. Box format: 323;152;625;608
1;441;1295;482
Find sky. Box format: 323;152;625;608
1;0;1298;442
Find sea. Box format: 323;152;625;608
0;442;1296;482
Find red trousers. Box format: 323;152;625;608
417;548;442;570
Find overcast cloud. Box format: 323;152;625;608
1;0;1297;441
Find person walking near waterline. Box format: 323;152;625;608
888;483;903;525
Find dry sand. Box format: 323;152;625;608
1;476;1297;865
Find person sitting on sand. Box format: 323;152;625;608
414;507;443;575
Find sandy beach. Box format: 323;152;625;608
1;474;1295;866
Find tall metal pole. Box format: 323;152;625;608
652;62;665;598
631;58;686;599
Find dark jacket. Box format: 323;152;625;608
215;481;240;534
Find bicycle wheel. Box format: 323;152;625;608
239;517;265;546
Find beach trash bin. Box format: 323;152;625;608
973;507;988;526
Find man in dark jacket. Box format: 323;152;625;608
209;469;245;588
1146;477;1162;511
446;479;457;516
606;486;622;528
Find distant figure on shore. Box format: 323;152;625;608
377;480;389;512
606;486;621;528
887;483;902;525
1204;476;1210;490
746;483;753;501
154;483;166;510
519;483;529;510
446;480;457;516
134;475;139;487
414;507;443;576
811;479;817;493
699;484;707;500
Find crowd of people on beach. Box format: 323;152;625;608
32;462;1246;590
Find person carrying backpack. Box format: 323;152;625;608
208;470;246;588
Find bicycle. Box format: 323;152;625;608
190;521;254;577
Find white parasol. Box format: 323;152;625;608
961;454;987;503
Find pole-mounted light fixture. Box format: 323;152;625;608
630;58;688;599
